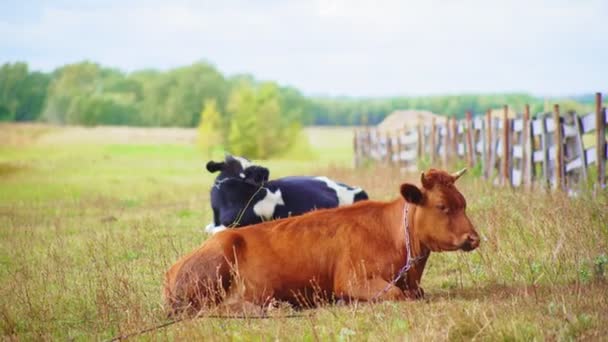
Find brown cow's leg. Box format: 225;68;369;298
337;277;407;302
401;252;430;299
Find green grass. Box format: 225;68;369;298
1;124;607;341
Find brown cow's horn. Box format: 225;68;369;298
452;168;467;181
420;171;432;189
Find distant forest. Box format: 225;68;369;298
0;61;599;127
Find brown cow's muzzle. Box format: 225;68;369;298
460;231;480;251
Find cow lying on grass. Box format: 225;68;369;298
204;155;368;234
165;168;480;315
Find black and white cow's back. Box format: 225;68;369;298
205;156;368;234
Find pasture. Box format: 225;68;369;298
1;123;607;341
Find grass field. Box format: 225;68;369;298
1;123;607;341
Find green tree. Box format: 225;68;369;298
0;62;51;122
226;82;305;159
15;71;51;121
42;62;103;124
227;85;258;157
197;99;223;157
0;62;27;121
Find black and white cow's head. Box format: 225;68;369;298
206;155;269;186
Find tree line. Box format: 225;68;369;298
1;61;598;128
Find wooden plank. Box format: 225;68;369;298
513;118;524;132
586;147;597;165
443;117;450;167
533;150;545;163
580;112;596;133
596;93;606;188
553;104;564;190
512;168;522;187
466;111;474;167
448;116;458;161
394;131;402;166
474;117;484;130
523;104;532;188
545;116;556;133
485;110;493;179
438;145;445;156
457;121;465;134
476;140;484;153
566;158;584;172
540;113;551;185
532;119;544;136
353;129;359;167
501;105;510;186
400;149;417;162
573;112;588;181
513;145;523;158
458;143;465;156
400;131;418;146
431;117;437;163
417;121;424;160
563;124;578;137
548;145;556;161
385;133;393;164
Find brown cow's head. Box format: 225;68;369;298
400;168;480;252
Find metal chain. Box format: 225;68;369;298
371;203;422;301
213;177;233;189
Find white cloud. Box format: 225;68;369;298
0;0;606;95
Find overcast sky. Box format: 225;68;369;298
1;0;606;97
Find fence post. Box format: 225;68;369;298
450;116;458;161
523;104;531;188
443;116;450;167
395;130;402;167
353;129;359;167
553;104;564;191
430;117;437;164
596;92;606;188
465;111;474;168
366;126;372;161
485;109;492;179
502;105;510;186
385;133;392;165
417;120;424;162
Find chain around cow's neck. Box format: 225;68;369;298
372;202;423;301
213;177;232;189
214;176;265;190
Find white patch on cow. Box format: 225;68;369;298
253;189;285;220
205;223;227;235
233;156;252;170
239;172;246;178
315;176;363;206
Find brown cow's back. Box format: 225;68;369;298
164;199;406;310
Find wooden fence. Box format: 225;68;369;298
354;93;607;192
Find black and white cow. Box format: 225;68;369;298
204;155;369;234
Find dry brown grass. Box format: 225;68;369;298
0;124;607;340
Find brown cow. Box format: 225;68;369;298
164;168;480;315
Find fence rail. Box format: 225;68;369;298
354;93;607;192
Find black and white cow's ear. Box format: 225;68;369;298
206;161;225;173
400;183;424;205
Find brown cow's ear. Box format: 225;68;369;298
400;183;423;204
206;161;225;173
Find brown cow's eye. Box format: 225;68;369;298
436;204;449;213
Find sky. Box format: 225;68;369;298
1;0;607;97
